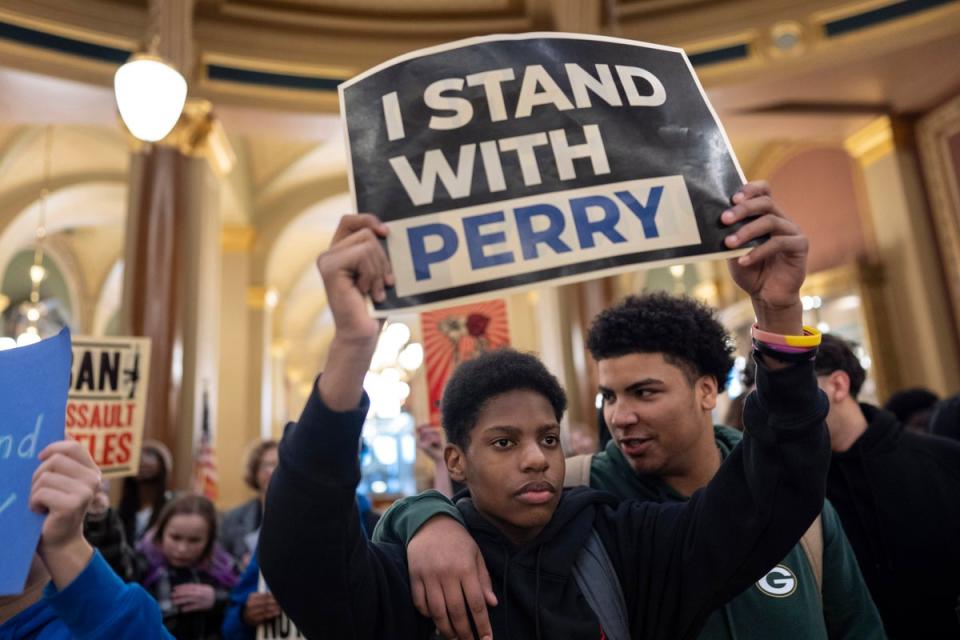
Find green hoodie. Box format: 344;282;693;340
375;426;885;640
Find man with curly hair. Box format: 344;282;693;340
381;292;883;640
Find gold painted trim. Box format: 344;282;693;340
811;0;960;45
844;117;895;167
680;28;758;59
216;3;529;34
748;141;839;182
202;52;356;81
222;225;255;253
126;99;238;176
0;38;120;82
765;21;807;59
197;76;344;113
0;9;139;52
917;94;960;345
247;286;267;310
812;0;904;25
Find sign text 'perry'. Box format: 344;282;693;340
340;33;745;311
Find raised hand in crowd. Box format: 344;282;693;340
417;424;455;497
30;439;101;589
241;591;282;626
723;180;807;336
171;582;217;613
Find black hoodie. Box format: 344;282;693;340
827;404;960;638
260;358;829;639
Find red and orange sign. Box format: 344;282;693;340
421;299;510;425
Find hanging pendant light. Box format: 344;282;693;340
114;53;187;142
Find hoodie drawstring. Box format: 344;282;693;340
498;543;545;640
534;546;543;640
858;453;895;573
501;545;510;640
838;455;887;577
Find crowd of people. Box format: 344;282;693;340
2;180;959;640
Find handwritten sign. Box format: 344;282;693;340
256;573;304;640
66;336;150;478
340;33;746;313
0;328;71;596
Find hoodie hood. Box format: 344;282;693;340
835;404;901;459
456;487;618;640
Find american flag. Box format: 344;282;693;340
192;388;219;501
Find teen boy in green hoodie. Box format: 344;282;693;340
380;293;885;640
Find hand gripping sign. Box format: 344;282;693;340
340;33;747;313
0;328;71;596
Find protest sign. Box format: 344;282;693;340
340;33;746;313
66;336;150;478
257;573;304;640
0;328;71;596
421;298;510;424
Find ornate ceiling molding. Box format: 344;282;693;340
0;0;957;114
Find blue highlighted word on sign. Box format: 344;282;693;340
388;175;701;297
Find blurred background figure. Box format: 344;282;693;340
139;494;239;640
883;387;939;433
219;440;277;567
566;424;599;456
120;440;174;544
84;478;139;582
815;335;960;638
415;423;456;497
723;357;757;431
929;394;960;442
221;550;281;640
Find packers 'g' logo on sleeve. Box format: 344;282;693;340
755;564;798;597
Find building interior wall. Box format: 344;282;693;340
0;0;958;505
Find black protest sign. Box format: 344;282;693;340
339;33;745;312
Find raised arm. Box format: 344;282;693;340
602;354;829;639
259;215;432;639
605;182;832;638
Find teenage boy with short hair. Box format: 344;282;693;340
259;181;832;639
384;293;882;639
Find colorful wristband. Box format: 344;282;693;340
751;323;822;348
752;340;818;364
760;342;812;354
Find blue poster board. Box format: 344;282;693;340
0;328;71;596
